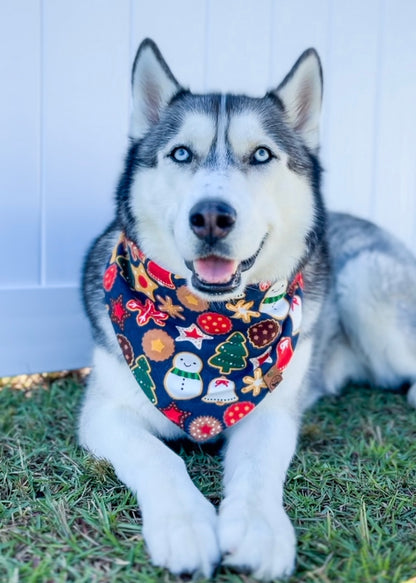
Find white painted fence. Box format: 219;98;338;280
1;0;415;375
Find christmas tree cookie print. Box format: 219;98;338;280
132;355;157;405
208;332;248;374
164;352;203;399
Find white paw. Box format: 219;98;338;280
219;498;296;580
142;494;220;578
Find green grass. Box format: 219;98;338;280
1;376;415;583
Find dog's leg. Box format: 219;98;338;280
79;349;220;577
335;254;416;408
407;383;416;407
219;408;298;579
218;339;311;580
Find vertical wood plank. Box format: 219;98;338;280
131;0;207;92
2;1;416;375
323;0;380;218
205;0;272;94
372;0;416;249
268;0;331;195
0;0;41;287
42;0;130;285
0;287;92;375
269;0;330;85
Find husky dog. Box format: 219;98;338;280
79;39;416;580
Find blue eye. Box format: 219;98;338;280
251;147;273;165
170;146;193;163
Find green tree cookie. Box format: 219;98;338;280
208;331;249;374
132;355;157;404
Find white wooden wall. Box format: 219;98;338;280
1;0;415;375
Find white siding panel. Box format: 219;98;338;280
1;1;416;375
269;0;330;85
372;0;416;250
205;0;272;94
0;287;92;376
0;1;41;286
323;0;380;218
131;0;207;92
42;0;130;285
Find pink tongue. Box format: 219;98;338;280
194;256;238;284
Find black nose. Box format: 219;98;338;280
189;200;237;244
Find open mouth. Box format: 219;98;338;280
186;236;267;295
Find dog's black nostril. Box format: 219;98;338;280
217;214;235;229
190;213;205;228
189;200;237;243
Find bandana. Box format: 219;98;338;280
103;233;303;442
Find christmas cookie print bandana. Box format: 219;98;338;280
103;233;303;442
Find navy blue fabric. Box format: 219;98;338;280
103;234;303;441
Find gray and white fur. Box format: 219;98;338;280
79;39;416;580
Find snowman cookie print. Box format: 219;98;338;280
259;279;290;320
164;352;203;399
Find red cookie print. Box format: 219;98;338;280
288;272;304;296
147;260;175;289
160;402;191;429
259;281;272;292
109;295;130;330
276;337;294;370
103;264;117;291
223;402;255;427
197;312;232;335
189;416;223;442
126;298;169;327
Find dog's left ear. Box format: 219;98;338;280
274;49;323;152
130;38;183;139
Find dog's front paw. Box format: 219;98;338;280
142;494;220;578
219;498;296;580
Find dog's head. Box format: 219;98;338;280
117;39;325;300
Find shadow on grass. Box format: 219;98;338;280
1;376;415;582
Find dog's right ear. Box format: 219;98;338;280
130;39;182;139
274;48;323;152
